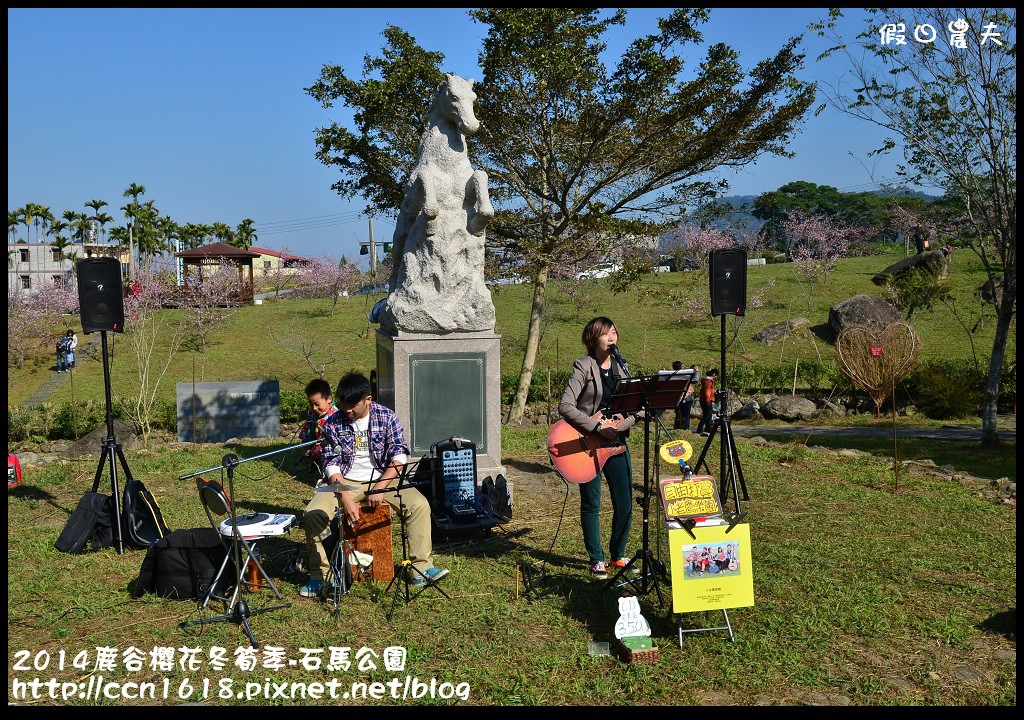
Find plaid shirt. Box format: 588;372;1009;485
319;401;409;478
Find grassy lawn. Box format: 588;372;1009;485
7;427;1016;706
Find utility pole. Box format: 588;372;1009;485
368;215;376;278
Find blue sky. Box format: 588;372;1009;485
8;8;917;268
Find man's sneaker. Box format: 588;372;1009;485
298;579;323;597
590;561;608;580
609;558;641;576
411;567;449;586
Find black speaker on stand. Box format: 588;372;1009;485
75;258;132;553
709;248;747;317
77;257;126;333
694;248;749;520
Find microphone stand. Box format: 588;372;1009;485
177;438;319;648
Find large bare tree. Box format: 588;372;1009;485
308;8;816;422
813;8;1015;446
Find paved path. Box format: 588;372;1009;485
24;334;103;406
730;421;1014;443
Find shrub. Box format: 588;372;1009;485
727;363;756;394
279;388;309;424
51;400;105;439
501;369;573;405
8;407;31;442
904;358;984;419
151;396;178;433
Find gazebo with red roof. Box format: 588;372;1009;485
175;242;261;305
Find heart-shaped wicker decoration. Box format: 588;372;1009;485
835;323;921;410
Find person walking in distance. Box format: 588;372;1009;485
695;368;718;436
557;316;640;581
672;361;698;431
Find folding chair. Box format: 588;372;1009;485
194;476;289;609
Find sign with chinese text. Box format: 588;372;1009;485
659;475;723;524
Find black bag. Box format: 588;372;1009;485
132;527;233;601
55;492;115;554
122;478;171;549
481;473;513;523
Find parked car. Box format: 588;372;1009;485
353;282;388;295
575;262;621;280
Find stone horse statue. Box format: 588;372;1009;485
377;74;495;334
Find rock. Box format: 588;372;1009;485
828;294;901;336
760;395;819;421
816;400;847;419
980;274;1004;306
753;317;809;345
871;250;952;286
731;400;761;420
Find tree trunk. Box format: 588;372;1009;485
980;291;1013;448
506;266;549;424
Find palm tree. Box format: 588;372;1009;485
62;210;80;243
122;183;145;276
8;210;22;243
234;218;258;250
211;221;234;246
84;199;109;244
18;204;40;278
34;205;53;246
49;226;71;280
158;216;180;256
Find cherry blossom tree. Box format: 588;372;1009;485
181;263;240;380
781;212;854;311
7;284;78;369
112;260;190;445
292;254;360;316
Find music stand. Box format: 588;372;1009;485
178;439;318;648
603;370;694;608
351;458;450;622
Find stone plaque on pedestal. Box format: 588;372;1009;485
375;329;504;483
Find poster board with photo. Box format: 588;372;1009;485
669;522;754;614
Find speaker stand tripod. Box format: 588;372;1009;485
90;330;130;554
382;466;450;622
692;314;749;521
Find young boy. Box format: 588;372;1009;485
299;378;338;484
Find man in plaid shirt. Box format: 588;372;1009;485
298;372;448;597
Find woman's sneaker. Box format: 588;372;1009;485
590;561;608;580
609;558;641;576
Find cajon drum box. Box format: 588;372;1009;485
344;503;394;583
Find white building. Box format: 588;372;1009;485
8;240;129;297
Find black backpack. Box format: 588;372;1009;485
132;527;233;601
480;474;513;523
122;479;171;549
55;492;116;554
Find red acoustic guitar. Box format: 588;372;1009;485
547;412;626;484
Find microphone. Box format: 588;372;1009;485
609;343;628;369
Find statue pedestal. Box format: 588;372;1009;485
375;328;505;483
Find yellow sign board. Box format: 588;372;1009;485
669;522;754;613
